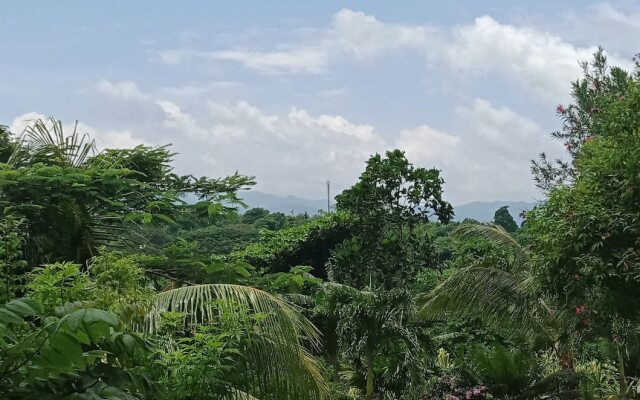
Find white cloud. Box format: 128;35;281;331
156;100;207;139
155;49;191;65
394;98;561;203
96;88;387;196
396;125;460;162
210;48;329;74
539;3;640;57
10;112;48;136
328;9;434;60
91;79;557;202
288;108;376;142
156;8;625;102
158;81;241;97
97;79;149;101
444;16;597;101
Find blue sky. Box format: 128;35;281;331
2;1;639;204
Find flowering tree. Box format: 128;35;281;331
527;75;640;398
531;48;639;193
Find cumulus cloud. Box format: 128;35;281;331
396;125;460;162
154;8;619;101
288;108;376;142
98;80;150;101
396;98;561;202
152;101;387;195
540;3;640;58
90;78;558;202
9;112;48;136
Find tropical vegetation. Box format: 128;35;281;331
0;49;639;399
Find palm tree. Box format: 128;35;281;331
147;283;330;400
417;223;573;367
8;117;96;168
4;117;125;266
322;283;424;399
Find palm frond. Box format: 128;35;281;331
282;293;315;306
418;266;546;338
147;284;329;399
453;223;529;268
8;117;97;167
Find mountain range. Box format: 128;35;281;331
238;190;536;223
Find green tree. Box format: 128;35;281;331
526;78;640;398
333;149;453;289
0;117;254;267
419;222;592;375
0;125;16;164
242;207;270;224
321;285;424;400
493;206;518;233
0;217;26;303
531;48;638;192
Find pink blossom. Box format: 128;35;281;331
619;95;625;101
556;104;566;113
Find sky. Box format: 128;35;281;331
1;1;639;205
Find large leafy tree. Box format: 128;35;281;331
493;206;518;233
332;149;453;289
0;117;254;267
526;77;640;395
323;150;452;399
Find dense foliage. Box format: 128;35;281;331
0;49;639;399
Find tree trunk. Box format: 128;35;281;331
553;341;574;370
618;346;628;400
366;347;374;400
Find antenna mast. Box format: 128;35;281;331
326;180;331;213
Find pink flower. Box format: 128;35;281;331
556;104;566;113
619;95;625;101
575;305;586;315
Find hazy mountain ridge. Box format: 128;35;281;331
238;191;536;222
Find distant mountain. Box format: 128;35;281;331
239;190;331;215
452;201;537;224
237;190;536;224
